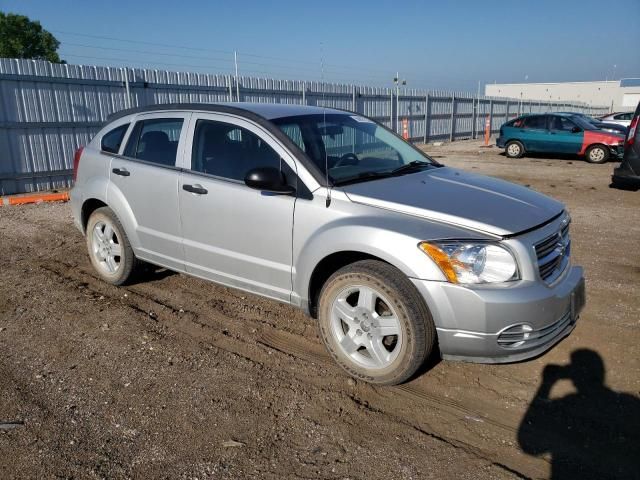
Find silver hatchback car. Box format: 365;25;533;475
70;103;585;385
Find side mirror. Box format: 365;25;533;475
571;126;582;133
244;167;295;195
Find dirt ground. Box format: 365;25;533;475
1;140;639;479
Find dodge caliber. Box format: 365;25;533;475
70;103;585;385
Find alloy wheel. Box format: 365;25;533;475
91;220;122;274
330;285;403;369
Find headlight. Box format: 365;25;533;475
419;241;518;284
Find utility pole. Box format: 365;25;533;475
234;51;240;102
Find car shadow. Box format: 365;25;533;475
128;264;177;285
609;181;640;192
518;349;640;479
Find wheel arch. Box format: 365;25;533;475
81;198;108;232
307;250;388;318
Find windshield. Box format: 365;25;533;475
272;113;436;185
570;115;598;130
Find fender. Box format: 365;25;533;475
579;130;622;155
291;196;491;309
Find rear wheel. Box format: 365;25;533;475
317;260;435;385
86;207;138;285
585;144;609;164
505;140;525;158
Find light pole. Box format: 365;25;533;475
519;91;523;115
393;73;406;133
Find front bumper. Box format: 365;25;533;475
410;266;585;363
496;136;506;148
610;144;625;160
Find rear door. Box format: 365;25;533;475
520;115;550;152
179;113;298;302
548;116;584;154
110;113;189;270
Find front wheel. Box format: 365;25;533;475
317;260;435;385
585;144;610;164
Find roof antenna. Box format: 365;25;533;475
321;42;332;208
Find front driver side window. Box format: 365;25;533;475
191;119;282;181
550;117;577;132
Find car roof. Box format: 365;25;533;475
519;112;581;118
107;102;347;122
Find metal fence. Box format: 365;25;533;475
0;58;609;195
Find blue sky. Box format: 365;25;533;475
2;0;639;92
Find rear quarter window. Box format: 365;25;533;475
101;124;129;154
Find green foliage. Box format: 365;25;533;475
0;11;64;63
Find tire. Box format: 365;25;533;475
585;144;610;164
505;140;525;158
317;260;435;385
86;207;138;285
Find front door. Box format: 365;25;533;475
110;113;189;270
179;113;297;302
548;116;584;154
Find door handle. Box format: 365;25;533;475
183;184;208;195
112;167;130;177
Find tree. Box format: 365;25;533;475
0;12;63;63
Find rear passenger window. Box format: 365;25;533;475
523;116;547;129
123;118;183;166
101;124;129;154
191;120;281;181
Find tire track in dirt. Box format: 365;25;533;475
36;259;543;478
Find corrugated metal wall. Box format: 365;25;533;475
0;58;609;195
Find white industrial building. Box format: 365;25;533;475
485;79;640;112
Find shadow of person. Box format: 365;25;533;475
518;349;640;479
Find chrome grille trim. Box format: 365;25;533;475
534;220;571;284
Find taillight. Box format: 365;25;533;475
627;116;638;146
72;146;84;183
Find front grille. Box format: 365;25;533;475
497;311;573;349
534;221;570;284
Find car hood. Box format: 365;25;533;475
341;167;564;237
589;130;625;144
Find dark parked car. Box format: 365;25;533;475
560;112;628;136
612;102;640;188
497;113;625;163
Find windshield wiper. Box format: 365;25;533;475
333;170;396;186
333;161;437;186
389;160;433;175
